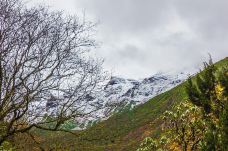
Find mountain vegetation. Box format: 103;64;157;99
1;57;224;151
138;57;228;151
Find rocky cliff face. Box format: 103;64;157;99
73;73;188;127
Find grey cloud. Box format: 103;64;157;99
174;0;228;39
75;0;173;33
28;0;228;78
79;0;228;78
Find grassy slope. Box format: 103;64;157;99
15;57;228;151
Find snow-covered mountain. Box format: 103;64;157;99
72;72;188;127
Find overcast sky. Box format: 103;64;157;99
28;0;228;79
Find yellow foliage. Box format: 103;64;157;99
169;142;181;151
215;83;224;100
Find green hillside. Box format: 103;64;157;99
15;57;228;151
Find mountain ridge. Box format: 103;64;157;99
72;72;188;127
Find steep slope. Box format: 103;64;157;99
15;57;228;151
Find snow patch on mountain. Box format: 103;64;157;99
72;72;188;128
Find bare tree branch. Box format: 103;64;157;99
0;0;107;145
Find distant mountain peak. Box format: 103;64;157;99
71;72;188;128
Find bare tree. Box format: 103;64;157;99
0;0;106;145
